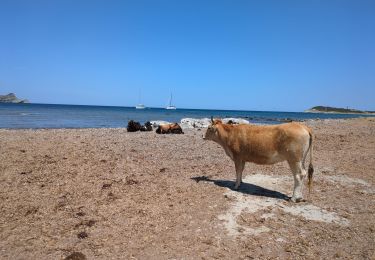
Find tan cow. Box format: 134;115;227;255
203;118;314;202
156;123;184;134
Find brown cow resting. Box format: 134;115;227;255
203;118;314;202
156;123;184;134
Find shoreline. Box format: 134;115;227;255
1;116;374;131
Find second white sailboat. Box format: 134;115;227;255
166;93;176;110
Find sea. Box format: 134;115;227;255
0;103;372;129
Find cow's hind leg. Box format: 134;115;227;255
288;161;306;202
234;160;245;190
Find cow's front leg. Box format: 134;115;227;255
234;160;245;190
288;161;305;202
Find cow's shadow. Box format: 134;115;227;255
191;176;290;201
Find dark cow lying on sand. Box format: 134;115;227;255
156;123;184;134
127;120;153;132
141;122;153;132
203;117;314;202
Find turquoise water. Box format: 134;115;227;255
0;103;372;129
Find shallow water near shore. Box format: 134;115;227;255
0;103;372;129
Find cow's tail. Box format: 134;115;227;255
307;130;314;193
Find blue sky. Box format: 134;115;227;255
0;0;374;111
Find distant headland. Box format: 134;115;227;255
0;93;29;103
305;106;375;114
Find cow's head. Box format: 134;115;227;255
203;117;222;141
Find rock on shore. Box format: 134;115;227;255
180;118;250;129
151;118;250;129
180;118;212;129
150;121;171;128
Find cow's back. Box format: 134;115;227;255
224;123;310;164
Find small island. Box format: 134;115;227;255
0;93;29;103
305;106;375;114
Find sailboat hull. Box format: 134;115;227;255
135;104;145;109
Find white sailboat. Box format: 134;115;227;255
135;104;145;109
135;90;146;109
166;93;176;110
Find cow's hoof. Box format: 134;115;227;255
290;197;304;203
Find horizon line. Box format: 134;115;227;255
2;101;307;113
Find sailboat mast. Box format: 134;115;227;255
135;89;146;109
166;92;176;109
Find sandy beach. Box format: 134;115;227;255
0;118;374;259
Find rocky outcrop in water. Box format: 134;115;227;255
305;106;375;114
0;93;29;103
